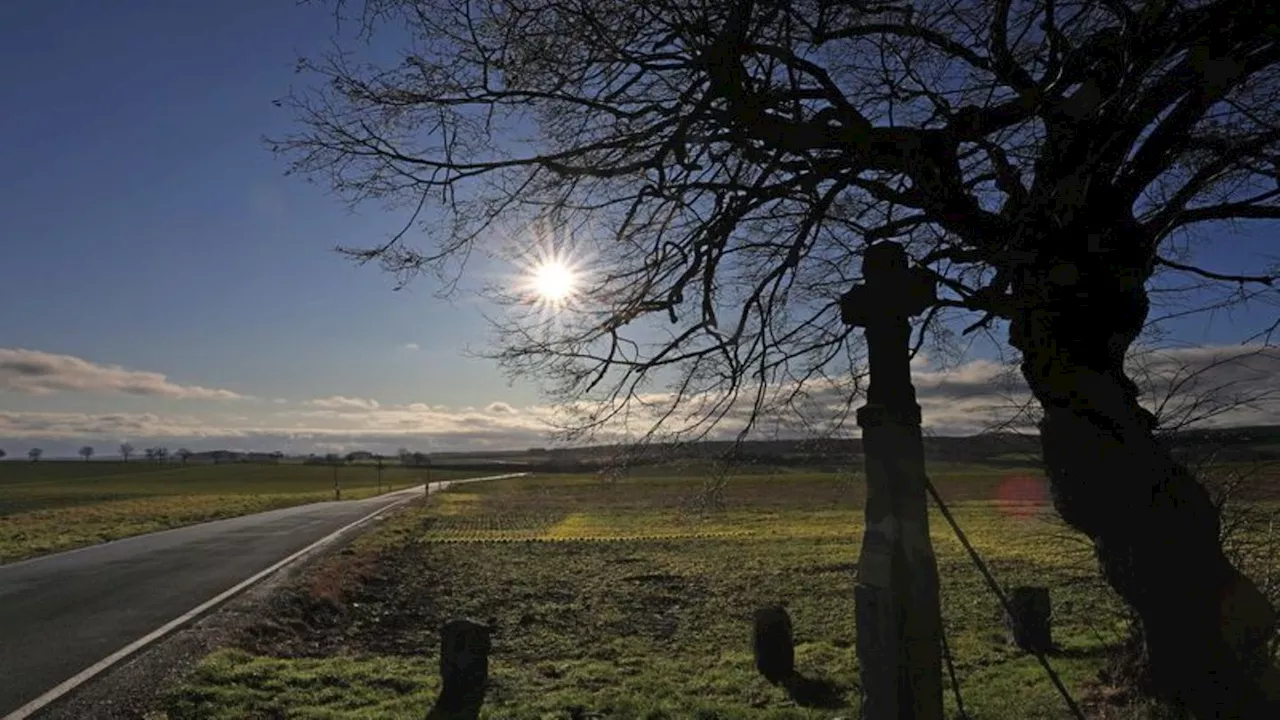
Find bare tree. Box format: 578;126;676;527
176;448;193;465
1018;339;1280;701
78;446;94;462
119;443;134;462
277;1;1280;713
28;448;42;463
0;449;6;461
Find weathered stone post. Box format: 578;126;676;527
840;241;943;720
753;605;797;686
426;619;491;720
1005;586;1053;654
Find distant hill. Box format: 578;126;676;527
423;425;1280;472
24;425;1271;471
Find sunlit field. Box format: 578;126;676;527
0;462;484;564
156;463;1259;719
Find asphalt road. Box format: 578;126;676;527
0;484;445;717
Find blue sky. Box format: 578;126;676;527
0;1;1276;457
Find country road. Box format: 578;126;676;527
0;473;527;718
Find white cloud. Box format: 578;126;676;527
306;396;381;411
0;403;555;458
2;343;1275;458
403;343;420;351
0;348;248;400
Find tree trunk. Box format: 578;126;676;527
1008;246;1280;718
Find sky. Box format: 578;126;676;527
0;0;1277;458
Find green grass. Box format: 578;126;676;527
159;464;1189;719
0;461;491;564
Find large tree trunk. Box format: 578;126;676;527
1008;243;1280;717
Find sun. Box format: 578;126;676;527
507;234;592;313
532;260;578;303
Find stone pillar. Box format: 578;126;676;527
753;605;796;686
841;242;943;720
427;619;491;720
1005;586;1053;654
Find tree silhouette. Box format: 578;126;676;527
0;449;6;461
28;448;42;463
79;446;94;462
277;1;1280;713
119;443;134;462
176;448;193;465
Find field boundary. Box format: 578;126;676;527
3;472;529;720
422;530;760;543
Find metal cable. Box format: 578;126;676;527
926;479;1087;720
939;620;970;720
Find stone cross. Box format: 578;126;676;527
839;241;943;720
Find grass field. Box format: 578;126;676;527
0;461;486;564
152;462;1275;719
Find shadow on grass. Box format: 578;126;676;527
1047;645;1115;660
782;674;849;709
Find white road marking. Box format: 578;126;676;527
3;472;530;720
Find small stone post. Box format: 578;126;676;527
1005;586;1053;653
840;241;943;720
427;619;491;720
752;605;796;686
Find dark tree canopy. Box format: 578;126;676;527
280;0;1279;441
278;1;1280;715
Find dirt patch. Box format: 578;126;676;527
616;572;705;641
802;562;858;575
235;531;451;659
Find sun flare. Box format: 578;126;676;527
530;260;578;303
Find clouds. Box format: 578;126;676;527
1;343;1276;459
0;403;554;458
306;396;381;411
0;348;247;400
402;343;420;351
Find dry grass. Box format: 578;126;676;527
160;465;1178;719
0;462;488;563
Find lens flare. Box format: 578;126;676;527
994;474;1050;518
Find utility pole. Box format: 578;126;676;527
333;459;341;501
839;241;943;720
376;455;384;494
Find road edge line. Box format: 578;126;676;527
3;485;431;720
